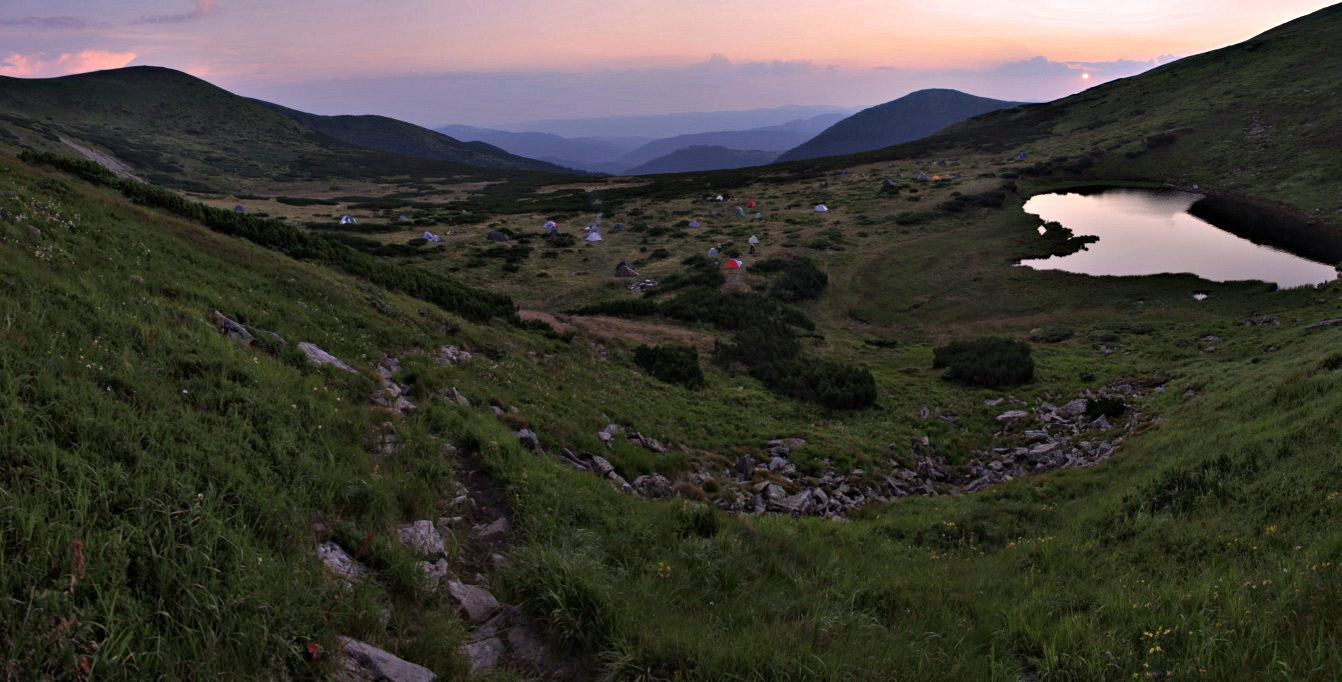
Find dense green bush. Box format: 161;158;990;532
747;357;877;410
932;337;1034;387
1086;396;1126;419
750;257;829;302
1029;326;1074;343
633;345;704;388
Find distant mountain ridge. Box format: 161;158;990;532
0;66;578;190
255;102;577;173
624;146;779;175
501;105;860;138
775;89;1027;162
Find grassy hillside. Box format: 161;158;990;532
4;5;1342;681
256;100;578;174
0;66;578;193
775;89;1027;162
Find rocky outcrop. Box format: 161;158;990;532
299;342;356;373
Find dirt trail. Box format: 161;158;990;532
59;137;143;181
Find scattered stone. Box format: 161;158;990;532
317;542;369;583
474;517;511;540
338;636;437;682
734;455;754;478
515;429;540;452
1057;399;1088;417
995;410;1029;422
446;581;501;622
1306;318;1342;329
396;520;445;557
589;455;615;477
458;637;505;672
212;311;253;343
418;558;450;586
438;345;472;364
449;386;471;406
631;474;673;499
298;342;356;373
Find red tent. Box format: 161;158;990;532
725;258;742;270
745;200;757;208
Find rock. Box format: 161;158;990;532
515;428;540;452
1058;399;1088;417
458;637;504;672
507;623;551;667
474;517;511;540
298;342;356;373
446;581;500;622
638;436;666;453
734;455;754;478
338;636;437;682
438;345;472;364
771;489;812;513
631;474;673;499
766;437;806;450
393;396;415;413
765;483;785;500
396;520;444;557
449;386;471;407
589;455;615;477
995;410;1029;422
768;456;787;471
212;311;253;343
597;431;613;443
418;558;450;586
317;542;369;583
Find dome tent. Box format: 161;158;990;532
486;230;510;242
585;232;603;242
724;258;743;270
813;204;829;213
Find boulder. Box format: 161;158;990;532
474;517;511;540
458;637;504;672
631;474;673;499
438;345;472;364
515;428;541;452
1058;399;1088;417
337;636;437;682
446;581;500;622
996;410;1029;422
298;342;356;373
396;520;444;557
449;386;471;407
212;311;253;343
589;455;615;477
317;542;369;583
418;558;450;586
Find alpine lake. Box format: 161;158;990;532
1018;188;1339;293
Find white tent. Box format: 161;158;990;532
748;235;759;245
585;232;603;242
339;215;356;224
420;231;442;243
543;220;557;230
813;204;829;213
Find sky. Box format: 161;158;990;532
0;1;1333;130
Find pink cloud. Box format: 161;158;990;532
0;51;138;78
137;0;217;25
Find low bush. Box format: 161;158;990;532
1030;326;1074;343
932;337;1034;387
1086;396;1126;419
750;257;829;302
633;345;704;388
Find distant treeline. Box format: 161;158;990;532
19;150;515;322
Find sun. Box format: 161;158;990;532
1081;73;1091;80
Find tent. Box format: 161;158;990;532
813;204;829;213
840;170;849;176
688;220;701;228
1016;152;1028;159
914;170;931;181
819;181;829;189
543;220;557;230
233;205;245;213
745;200;757;208
420;231;442;243
614;261;639;277
486;230;510;242
882;178;895;186
339;215;356;225
734;207;746;217
753;212;764;219
714;195;724;201
398;214;411;223
707;247;719;259
585;232;603;242
724;258;742;270
748;235;760;245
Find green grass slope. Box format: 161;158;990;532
0;66;577;192
775;89;1028;162
254;100;580;174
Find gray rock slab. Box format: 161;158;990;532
338;636;437;682
446;581;500;622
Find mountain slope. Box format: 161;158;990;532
775;89;1027;162
504;104;858;138
616;129;813;168
436;125;650;167
254;102;576;173
624;145;779;175
0;66;575;191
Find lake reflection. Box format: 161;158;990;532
1018;189;1337;288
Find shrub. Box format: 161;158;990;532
747;357;877;410
632;345;704;388
1086;397;1126;419
1029;326;1074;343
750;257;829;302
932;337;1034;388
